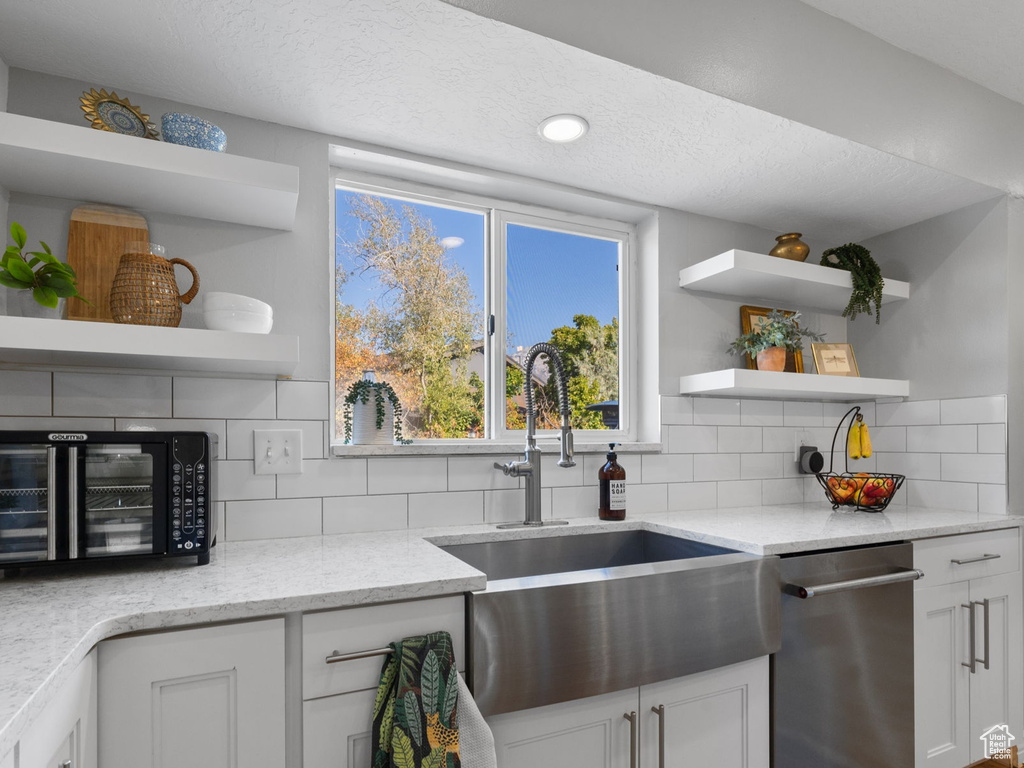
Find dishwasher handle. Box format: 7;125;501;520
784;567;924;599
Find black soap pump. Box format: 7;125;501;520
599;443;626;521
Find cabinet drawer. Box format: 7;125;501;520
914;527;1020;588
303;689;376;768
302;595;466;700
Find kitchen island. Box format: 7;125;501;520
0;502;1020;757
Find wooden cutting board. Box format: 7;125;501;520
66;205;149;322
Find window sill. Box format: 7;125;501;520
331;441;663;457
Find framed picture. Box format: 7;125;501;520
739;305;804;373
812;343;860;377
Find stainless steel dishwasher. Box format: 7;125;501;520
772;541;924;768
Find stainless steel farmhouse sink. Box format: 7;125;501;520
437;529;781;716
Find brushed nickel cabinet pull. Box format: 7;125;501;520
651;704;665;768
325;646;392;664
784;568;924;599
623;711;637;768
962;602;977;674
951;553;1001;565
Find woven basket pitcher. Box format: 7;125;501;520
109;242;199;327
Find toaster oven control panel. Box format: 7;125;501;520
171;435;208;554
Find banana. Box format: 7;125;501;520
860;421;873;458
847;419;862;460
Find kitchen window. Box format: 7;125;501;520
332;171;638;449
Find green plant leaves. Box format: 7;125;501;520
0;273;31;289
9;222;26;249
6;258;34;284
32;286;59;308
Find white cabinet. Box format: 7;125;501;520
489;656;769;768
16;649;97;768
97;618;286;768
914;528;1023;767
301;596;466;764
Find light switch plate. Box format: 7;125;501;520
254;429;303;474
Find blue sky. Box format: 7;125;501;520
335;190;619;353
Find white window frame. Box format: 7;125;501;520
329;156;656;454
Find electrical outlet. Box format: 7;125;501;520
793;430;813;461
254;429;303;475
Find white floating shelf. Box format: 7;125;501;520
679;368;909;401
0;112;299;230
679;249;910;312
0;317;298;377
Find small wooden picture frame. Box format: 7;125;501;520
740;305;804;373
812;343;860;377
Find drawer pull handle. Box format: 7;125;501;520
325;646;393;665
951;553;1001;565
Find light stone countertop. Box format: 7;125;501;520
1;503;1020;755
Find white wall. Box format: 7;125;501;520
442;0;1024;196
852;197;1010;401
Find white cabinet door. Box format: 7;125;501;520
303;688;376;767
18;649;97;768
915;580;971;768
968;570;1024;763
98;618;285;768
640;657;769;768
487;688;636;768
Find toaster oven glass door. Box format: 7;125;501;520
0;444;54;563
79;444;158;558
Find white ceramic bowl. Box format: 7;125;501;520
204;308;274;334
204;292;273;316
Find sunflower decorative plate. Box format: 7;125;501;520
80;88;160;139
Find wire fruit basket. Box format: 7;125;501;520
816;405;905;513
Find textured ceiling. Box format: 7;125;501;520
796;0;1024;107
0;0;1000;241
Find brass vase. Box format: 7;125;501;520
769;233;810;262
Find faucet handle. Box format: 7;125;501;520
557;428;575;468
494;461;510;474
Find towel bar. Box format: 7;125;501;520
325;646;393;664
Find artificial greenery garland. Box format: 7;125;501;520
820;243;884;324
342;379;412;445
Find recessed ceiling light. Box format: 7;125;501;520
441;236;465;249
538;114;589;143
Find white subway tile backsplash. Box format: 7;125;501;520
409;491;484;527
174;377;276;419
868;427;906;453
539;454;585;487
979;484;1008;516
0;416;115;430
978;424;1007;454
640;454;693;484
718;426;762;453
762;478;805;505
628;482;668;514
661;396;694;425
740;399;783;426
941;396;1006;425
693;453;740;482
783;401;823;427
323;494;408;534
54;373;171;417
484;489;527;524
0;371;51;416
278;458;368;498
583;454;604;486
692;398;740;425
225;420;324;461
762;427;798;453
876;400;940;426
448;456;520;491
215;460;277;501
906;425;977;454
717;480;761;508
668;482;716;511
276;380;330;421
667;425;717;453
824;402;875;426
940;454;1006;484
552;485;599;518
224;498;322;541
906;480;978;512
877;452;941;481
740;453;783;480
367;457;447;495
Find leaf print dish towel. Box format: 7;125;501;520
372;631;461;768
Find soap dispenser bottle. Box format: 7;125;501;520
599;443;626;521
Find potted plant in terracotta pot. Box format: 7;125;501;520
1;222;89;318
728;309;824;372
